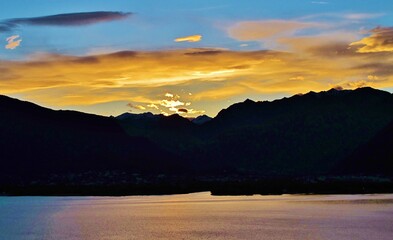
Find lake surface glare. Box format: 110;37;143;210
1;193;393;240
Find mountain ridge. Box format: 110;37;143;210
1;87;393;195
0;94;186;176
114;87;393;176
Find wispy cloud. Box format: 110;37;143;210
174;35;202;42
226;13;386;53
147;103;159;109
125;92;204;115
127;103;146;111
0;11;132;32
5;35;21;49
159;93;204;115
298;12;384;22
159;93;186;113
311;1;329;4
350;27;393;53
344;13;384;20
227;20;324;41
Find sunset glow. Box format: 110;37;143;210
1;1;392;116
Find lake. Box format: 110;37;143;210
1;193;393;239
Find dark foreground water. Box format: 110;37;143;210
1;193;393;240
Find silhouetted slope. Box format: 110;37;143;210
116;112;204;161
201;87;393;175
339;120;393;175
115;87;393;176
191;115;212;125
2;87;393;186
209;87;392;132
0;95;183;179
2;88;393;195
117;112;195;131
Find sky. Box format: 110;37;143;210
1;0;393;117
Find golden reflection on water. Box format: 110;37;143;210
42;193;393;240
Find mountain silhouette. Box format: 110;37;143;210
0;95;184;179
1;87;393;195
198;87;393;175
190;115;212;125
339;119;393;175
115;87;393;176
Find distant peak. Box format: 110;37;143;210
355;86;378;92
244;99;255;104
192;115;212;125
330;86;344;91
116;112;157;120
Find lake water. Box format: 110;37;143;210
1;193;393;240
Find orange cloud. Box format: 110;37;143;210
160;99;184;108
147;103;159;109
5;35;22;49
1;45;393;117
127;103;146;110
174;35;202;42
227;20;322;41
350;27;393;53
278;31;359;55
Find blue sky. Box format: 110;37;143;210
0;0;392;116
1;0;391;57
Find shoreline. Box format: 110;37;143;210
2;191;393;198
2;176;393;197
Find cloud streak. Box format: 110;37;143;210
311;1;329;4
350;27;393;53
0;11;132;32
344;13;384;20
5;35;21;49
175;35;202;42
227;20;323;41
127;103;146;111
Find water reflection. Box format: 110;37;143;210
1;193;393;240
